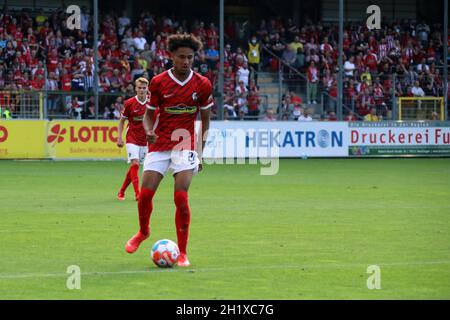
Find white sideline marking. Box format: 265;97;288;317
1;260;450;280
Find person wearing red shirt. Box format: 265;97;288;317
247;89;261;120
60;69;72;109
116;77;150;202
357;89;375;116
46;49;59;73
206;22;219;49
364;49;378;73
31;74;45;90
193;21;207;43
125;34;213;268
62;52;73;72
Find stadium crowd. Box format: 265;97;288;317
0;5;448;121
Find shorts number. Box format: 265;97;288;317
188;152;195;165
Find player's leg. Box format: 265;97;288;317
125;152;170;254
119;144;140;200
129;159;141;200
117;167;131;200
173;169;195;267
170;150;200;266
125;171;163;253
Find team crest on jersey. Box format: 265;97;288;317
166;104;197;114
192;92;199;101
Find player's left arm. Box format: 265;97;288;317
197;79;214;171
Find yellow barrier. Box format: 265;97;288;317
0;120;48;159
47;121;127;159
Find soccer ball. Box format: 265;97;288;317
150;239;180;268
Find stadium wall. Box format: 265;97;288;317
1;120;449;160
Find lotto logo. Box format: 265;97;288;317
0;126;8;143
47;124;67;144
47;124;119;145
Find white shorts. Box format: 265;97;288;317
126;143;147;164
143;150;200;176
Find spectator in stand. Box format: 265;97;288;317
236;61;250;88
412;80;425;97
293;46;306;71
205;44;219;70
109;68;123;93
247;35;261;84
282;44;297;67
305;48;320;65
326;111;338;121
262;108;277;121
247;89;261;120
364;107;379;122
133;31;147;52
206;22;219;49
31;73;44;90
235;80;248;120
45;71;59;114
344;110;357;121
304;36;318;56
118;11;131;37
416;57;430;73
70;96;87;120
223;89;237;119
344;55;356;78
298;108;313;121
278;94;294;120
270;32;285;70
306;61;319;104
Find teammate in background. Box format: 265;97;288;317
116;77;150;201
125;34;213;267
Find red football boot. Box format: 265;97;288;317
117;191;125;201
177;253;191;267
125;231;149;253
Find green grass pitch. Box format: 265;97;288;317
0;159;449;299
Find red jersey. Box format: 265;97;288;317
147;69;213;152
121;96;148;147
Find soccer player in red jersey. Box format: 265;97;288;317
116;77;150;201
125;34;213;267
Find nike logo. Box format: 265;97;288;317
164;94;174;98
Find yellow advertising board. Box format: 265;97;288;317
0;120;47;159
47;121;127;159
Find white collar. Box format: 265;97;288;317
168;68;193;86
135;95;148;105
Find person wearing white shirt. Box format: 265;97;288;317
298;109;313;121
133;31;147;51
236;62;250;88
118;12;131;36
411;81;425;97
344;56;356;77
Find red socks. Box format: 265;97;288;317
135;188;191;254
119;170;131;194
174;191;191;255
129;164;140;196
138;188;155;236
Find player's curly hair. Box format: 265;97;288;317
167;33;203;53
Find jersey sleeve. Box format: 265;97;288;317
121;100;130;119
198;78;214;110
148;77;160;110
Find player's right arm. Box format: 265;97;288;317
117;117;126;147
143;108;158;144
143;78;159;144
117;101;129;148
